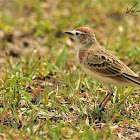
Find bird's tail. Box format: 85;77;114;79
122;73;140;87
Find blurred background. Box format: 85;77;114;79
0;0;140;139
0;0;139;72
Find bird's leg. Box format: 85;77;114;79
99;85;114;111
100;93;113;111
99;93;110;107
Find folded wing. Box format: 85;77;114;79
84;50;140;87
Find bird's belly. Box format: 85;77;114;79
82;66;126;86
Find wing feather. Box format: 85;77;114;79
82;49;140;87
85;52;122;76
121;73;140;86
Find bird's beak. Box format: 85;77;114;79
65;31;74;36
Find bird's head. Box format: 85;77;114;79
65;27;97;49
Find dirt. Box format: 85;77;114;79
0;29;48;75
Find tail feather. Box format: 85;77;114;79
121;73;140;87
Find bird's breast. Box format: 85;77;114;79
77;50;89;64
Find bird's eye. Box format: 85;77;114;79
76;32;79;35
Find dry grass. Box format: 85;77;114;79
0;0;140;139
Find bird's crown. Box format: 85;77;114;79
74;27;93;35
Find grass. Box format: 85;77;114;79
0;0;140;139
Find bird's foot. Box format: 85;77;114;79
99;107;105;112
98;104;106;112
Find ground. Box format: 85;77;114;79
0;0;140;139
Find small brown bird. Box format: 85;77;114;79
65;27;140;110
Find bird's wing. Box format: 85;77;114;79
121;73;140;86
84;51;122;77
84;50;140;87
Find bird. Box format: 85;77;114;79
65;27;140;111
